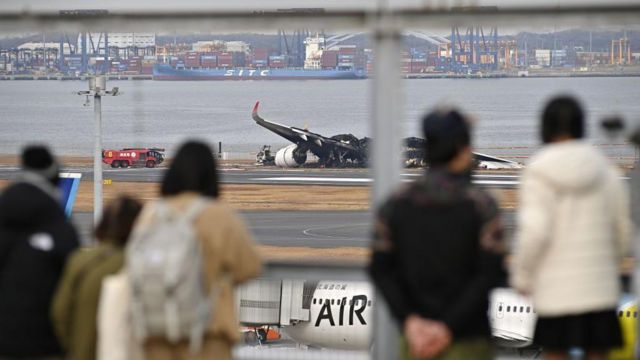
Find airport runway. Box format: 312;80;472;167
73;209;516;248
0;166;521;188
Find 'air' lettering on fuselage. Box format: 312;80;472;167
315;294;367;327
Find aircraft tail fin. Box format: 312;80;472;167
252;101;263;123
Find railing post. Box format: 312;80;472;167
370;12;403;360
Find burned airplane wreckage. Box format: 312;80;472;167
252;101;521;169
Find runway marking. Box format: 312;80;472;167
254;176;520;186
473;180;520;186
254;177;372;183
473;174;521;178
404;173;521;178
302;223;370;242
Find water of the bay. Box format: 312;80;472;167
0;77;638;159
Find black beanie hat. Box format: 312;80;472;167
422;109;471;166
21;145;60;183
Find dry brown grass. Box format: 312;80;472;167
0;154;255;169
0;179;517;212
258;245;370;263
0;180;370;212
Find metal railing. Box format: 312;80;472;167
2;3;639;359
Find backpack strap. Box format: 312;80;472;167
154;200;172;222
181;198;208;223
188;273;230;353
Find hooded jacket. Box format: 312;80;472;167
510;140;631;316
0;174;80;357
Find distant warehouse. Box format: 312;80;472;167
78;33;156;51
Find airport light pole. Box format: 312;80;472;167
78;76;119;224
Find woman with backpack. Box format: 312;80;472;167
51;195;142;360
128;140;261;360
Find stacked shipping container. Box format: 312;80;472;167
217;52;233;67
321;50;338;69
141;56;155;74
201;53;218;68
185;51;201;68
252;48;269;67
127;56;141;73
268;55;286;68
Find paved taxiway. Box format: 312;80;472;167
0;165;517;247
0;166;521;188
73;210;516;247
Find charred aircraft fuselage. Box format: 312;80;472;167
252;102;371;167
252;101;521;169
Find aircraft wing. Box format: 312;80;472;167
252;101;359;151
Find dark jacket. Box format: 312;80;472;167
0;175;79;357
52;243;124;360
369;169;506;340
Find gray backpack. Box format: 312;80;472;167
126;198;213;352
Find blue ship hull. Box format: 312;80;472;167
153;64;365;80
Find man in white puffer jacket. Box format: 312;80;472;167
510;96;632;360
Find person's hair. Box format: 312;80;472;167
422;108;471;166
95;196;142;246
161;141;219;198
541;96;585;143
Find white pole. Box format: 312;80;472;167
371;14;403;360
94;91;103;224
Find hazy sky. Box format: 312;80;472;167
0;0;636;37
1;0;640;12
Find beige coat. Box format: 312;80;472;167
133;192;261;347
510;141;631;316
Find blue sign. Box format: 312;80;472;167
58;173;81;218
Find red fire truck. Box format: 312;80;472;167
102;148;165;168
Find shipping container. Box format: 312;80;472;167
338;47;357;55
217;52;233;67
366;63;374;73
201;54;218;68
253;48;269;61
232;52;246;67
321;50;338;68
253;60;268;67
269;60;285;68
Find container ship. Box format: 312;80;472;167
153;64;365;80
153;35;368;81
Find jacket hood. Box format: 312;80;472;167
0;173;62;230
528;141;609;192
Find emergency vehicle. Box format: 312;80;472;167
102;148;165;168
